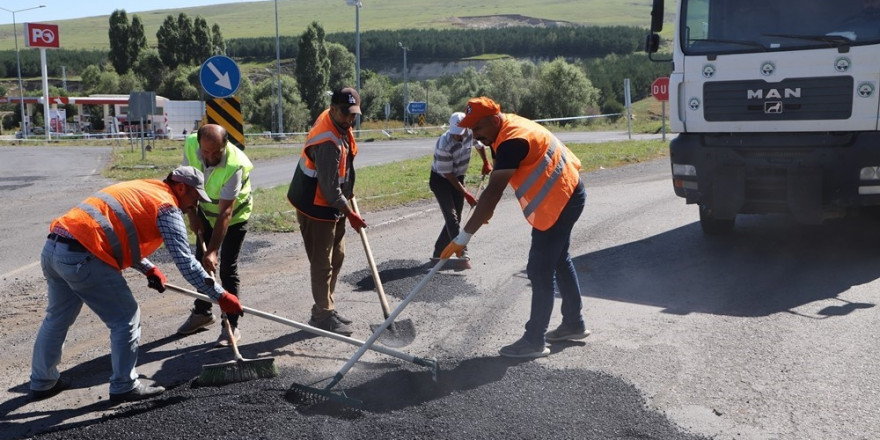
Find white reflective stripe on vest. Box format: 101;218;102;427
515;136;568;219
76;191;142;268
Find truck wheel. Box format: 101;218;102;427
699;205;735;235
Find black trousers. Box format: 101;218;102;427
429;170;466;258
192;214;248;327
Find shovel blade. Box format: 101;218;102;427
369;319;416;348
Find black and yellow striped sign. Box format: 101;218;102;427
206;96;245;150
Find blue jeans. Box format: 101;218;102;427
523;182;586;344
31;238;142;394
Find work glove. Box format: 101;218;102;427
347;211;367;231
218;292;243;315
441;231;472;259
464;191;478;207
145;267;167;293
482;161;493;176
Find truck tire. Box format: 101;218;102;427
699;204;735;235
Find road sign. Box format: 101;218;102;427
25;23;60;49
407;101;427;114
200;55;241;98
651;77;669;101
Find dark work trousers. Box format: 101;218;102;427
193;214;248;328
429;170;466;258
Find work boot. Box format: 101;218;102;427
110;383;165;403
29;375;71;401
177;310;216;335
215;325;241;347
308;313;353;336
499;337;550;359
332;310;353;325
545;322;591;342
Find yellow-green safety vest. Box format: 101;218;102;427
184;134;254;226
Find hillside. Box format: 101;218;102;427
0;0;660;51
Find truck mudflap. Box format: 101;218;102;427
670;132;880;224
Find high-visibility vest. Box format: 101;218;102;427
50;180;178;270
492;114;582;231
287;109;358;221
184;134;254;227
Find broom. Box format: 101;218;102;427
197;314;279;385
196;241;278;385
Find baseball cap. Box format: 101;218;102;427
170;166;211;203
458;97;501;128
448;112;467;135
331;87;362;115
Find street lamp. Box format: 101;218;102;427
0;4;46;140
346;0;362;132
273;0;283;137
398;42;409;128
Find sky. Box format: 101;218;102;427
0;0;249;25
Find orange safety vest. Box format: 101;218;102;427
492;114;582;231
287;109;358;221
50;179;179;270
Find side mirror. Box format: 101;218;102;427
645;34;660;54
650;0;665;33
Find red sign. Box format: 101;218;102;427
25;23;60;49
651;77;670;101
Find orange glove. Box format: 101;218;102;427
218;292;243;315
346;211;367;231
440;232;472;259
463;191;477;207
482;161;493;176
145;267;166;293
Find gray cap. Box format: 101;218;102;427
170;166;211;203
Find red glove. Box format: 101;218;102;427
463;191;477;207
347;211;367;231
145;267;166;293
482;161;493;176
218;292;243;315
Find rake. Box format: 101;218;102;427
289;255;450;407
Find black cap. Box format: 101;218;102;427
331;87;362;115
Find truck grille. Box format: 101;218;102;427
703;76;853;122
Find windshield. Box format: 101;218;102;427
682;0;880;54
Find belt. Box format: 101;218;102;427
47;233;88;253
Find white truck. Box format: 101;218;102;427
646;0;880;233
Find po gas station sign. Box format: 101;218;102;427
25;23;60;48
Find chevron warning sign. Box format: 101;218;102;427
206;96;245;150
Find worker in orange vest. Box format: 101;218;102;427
442;97;589;359
30;166;243;403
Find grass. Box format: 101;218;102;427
0;0;671;51
103;133;669;233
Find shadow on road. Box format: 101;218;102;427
574;215;880;317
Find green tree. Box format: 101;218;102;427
177;14;196;65
296;21;331;123
158;66;200;100
326;42;355;91
157;15;181;69
192;17;213;64
128;15;148;70
360;71;392;122
108;10;131;74
211;24;226;55
535;58;599;125
133;49;166;92
252;75;309;133
483;58;537;115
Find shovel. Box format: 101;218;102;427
350;197;416;347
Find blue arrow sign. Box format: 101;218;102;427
200;55;241;98
407;101;427;114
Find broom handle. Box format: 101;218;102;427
350;197;392;318
198;235;244;362
164;282;430;365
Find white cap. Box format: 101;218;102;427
448;112;467;136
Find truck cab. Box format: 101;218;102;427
647;0;880;233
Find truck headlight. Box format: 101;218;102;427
860;167;880;180
673;164;697;177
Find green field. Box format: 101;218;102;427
0;0;670;51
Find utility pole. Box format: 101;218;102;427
273;0;283;137
398;42;409;129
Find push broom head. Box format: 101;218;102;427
198;356;279;386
